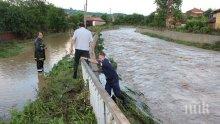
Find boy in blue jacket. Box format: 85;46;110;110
82;52;123;102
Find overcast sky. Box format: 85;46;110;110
47;0;220;15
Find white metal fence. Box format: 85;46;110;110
81;60;130;124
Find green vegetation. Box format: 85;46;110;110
7;56;96;124
101;14;112;24
0;41;27;58
94;33;104;56
0;0;82;39
118;92;156;124
68;13;84;30
142;32;220;51
176;16;211;33
114;14;145;25
113;0;182;28
203;8;213;18
154;0;183;28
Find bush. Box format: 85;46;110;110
184;17;211;33
0;0;73;38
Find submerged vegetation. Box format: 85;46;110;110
8;56;96;124
118;92;156;124
0;41;27;58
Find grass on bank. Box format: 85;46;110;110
142;32;220;51
0;41;26;58
6;56;96;124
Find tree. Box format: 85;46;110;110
155;0;182;28
0;0;73;38
68;12;84;30
204;8;213;18
47;5;68;32
0;1;10;32
101;14;112;23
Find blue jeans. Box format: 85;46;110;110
105;78;121;97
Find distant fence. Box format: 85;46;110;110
137;28;220;44
81;60;130;124
0;32;16;42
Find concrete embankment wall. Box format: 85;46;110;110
137;28;220;44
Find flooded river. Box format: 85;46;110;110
102;28;220;124
0;33;71;119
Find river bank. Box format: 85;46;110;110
0;56;96;123
137;28;220;51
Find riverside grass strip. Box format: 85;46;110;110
142;32;220;51
8;56;96;124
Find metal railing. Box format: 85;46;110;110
81;60;130;124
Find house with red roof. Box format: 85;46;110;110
186;8;204;17
85;16;106;26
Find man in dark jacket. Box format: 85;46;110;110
34;32;45;72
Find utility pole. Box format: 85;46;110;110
84;0;88;28
109;8;114;22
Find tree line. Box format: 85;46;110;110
101;0;213;34
0;0;83;38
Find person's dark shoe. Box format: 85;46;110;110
111;95;117;103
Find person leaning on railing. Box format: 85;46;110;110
81;51;126;104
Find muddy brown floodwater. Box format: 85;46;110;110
0;33;71;120
102;28;220;124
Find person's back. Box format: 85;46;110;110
74;27;93;51
70;23;93;78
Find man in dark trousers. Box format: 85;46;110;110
34;32;46;72
82;52;125;102
69;23;93;78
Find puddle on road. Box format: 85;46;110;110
0;33;71;120
102;28;220;124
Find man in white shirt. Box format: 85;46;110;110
70;23;93;78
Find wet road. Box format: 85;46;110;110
0;33;71;119
102;28;220;124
